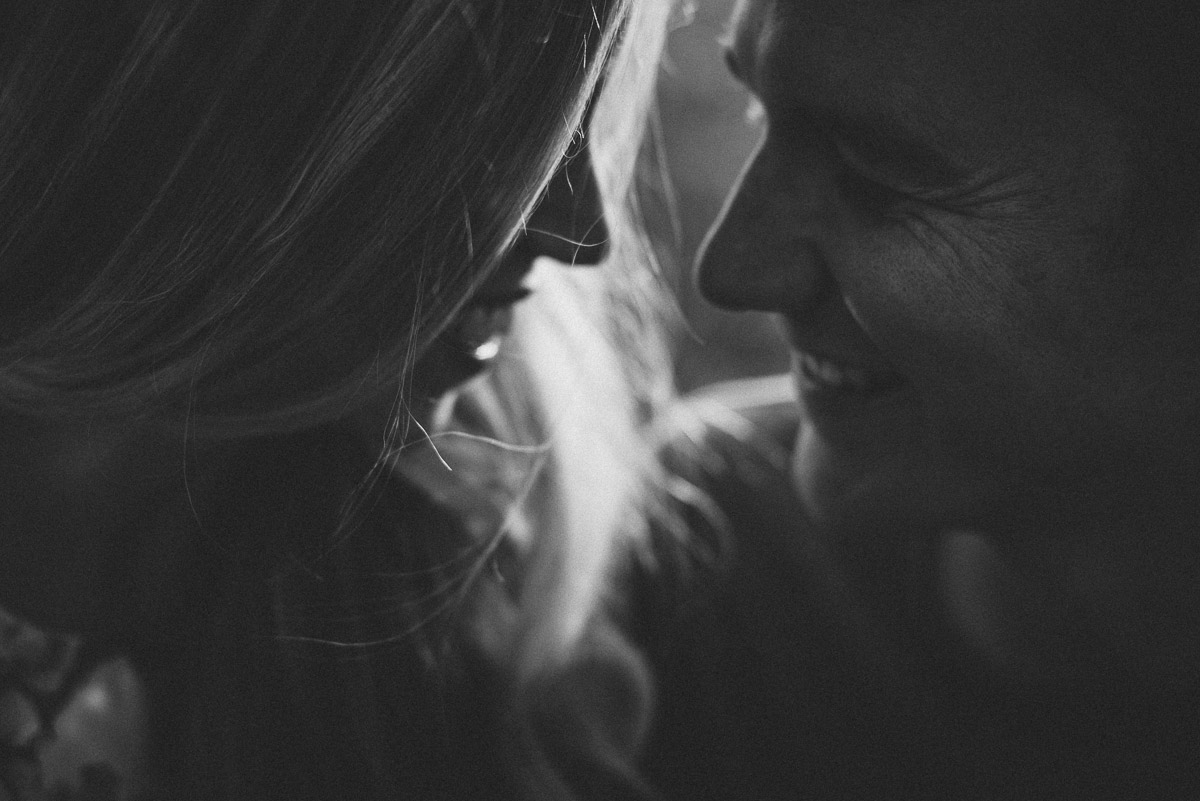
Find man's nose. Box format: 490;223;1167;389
695;136;839;314
524;143;609;266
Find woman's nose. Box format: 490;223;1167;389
695;136;839;314
524;144;609;266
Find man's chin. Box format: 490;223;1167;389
792;421;996;535
790;419;910;528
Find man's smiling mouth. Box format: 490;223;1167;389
797;351;907;395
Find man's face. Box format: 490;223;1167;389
699;0;1197;531
699;0;1200;682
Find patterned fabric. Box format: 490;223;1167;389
0;606;147;801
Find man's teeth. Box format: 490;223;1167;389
800;353;898;392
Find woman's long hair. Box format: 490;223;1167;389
303;3;677;797
1;1;674;799
0;0;628;436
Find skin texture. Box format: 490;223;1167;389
697;0;1200;687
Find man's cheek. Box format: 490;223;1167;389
840;252;984;362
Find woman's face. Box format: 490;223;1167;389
410;143;608;408
0;137;609;638
699;0;1200;680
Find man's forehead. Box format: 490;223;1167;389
725;0;929;112
721;0;1101;183
727;0;1050;54
727;0;900;45
724;0;1057;100
725;0;921;90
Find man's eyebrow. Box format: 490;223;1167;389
820;110;969;185
752;78;970;186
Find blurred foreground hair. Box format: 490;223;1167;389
368;3;679;797
0;0;631;435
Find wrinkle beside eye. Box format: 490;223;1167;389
933;170;1050;222
839;148;1047;224
893;199;1033;300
